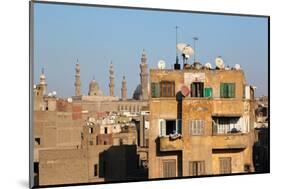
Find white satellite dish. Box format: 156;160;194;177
177;43;194;56
205;62;212;69
215;57;225;69
177;43;187;52
158;60;166;69
234;64;241;70
48;92;52;96
52;91;57;96
67;97;73;103
182;45;194;56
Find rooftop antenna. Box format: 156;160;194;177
41;67;44;74
192;37;198;62
175;26;179;64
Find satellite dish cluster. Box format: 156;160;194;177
156;41;242;71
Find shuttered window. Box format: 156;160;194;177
189;120;205;135
220;83;235;98
189;161;205;176
191;82;204;97
159;119;182;136
160;81;175;97
219;157;232;174
162;159;176;178
159;119;166;136
151;82;160;98
204;87;213;97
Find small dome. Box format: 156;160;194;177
88;79;102;96
133;84;142;100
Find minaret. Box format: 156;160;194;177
121;76;127;100
109;62;115;96
39;68;47;95
140;49;149;100
75;61;81;96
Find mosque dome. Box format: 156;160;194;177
133;84;142;100
88;79;103;96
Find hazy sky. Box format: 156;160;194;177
33;3;268;98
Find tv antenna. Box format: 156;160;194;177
175;26;179;64
192;37;199;62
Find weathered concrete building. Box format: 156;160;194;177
38;119;146;185
148;65;256;178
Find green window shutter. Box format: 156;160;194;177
191;83;196;97
204;88;213;97
151;83;160;98
228;83;235;98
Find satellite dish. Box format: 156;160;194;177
215;57;225;69
234;64;241;70
48;92;52;96
177;43;187;52
181;85;190;97
177;43;194;56
67;97;73;103
158;60;166;69
182;45;194;56
205;62;212;69
52;91;57;96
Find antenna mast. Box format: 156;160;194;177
193;37;198;63
175;26;179;64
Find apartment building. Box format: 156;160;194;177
148;65;255;178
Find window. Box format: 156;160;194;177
104;141;107;145
119;138;123;145
204;87;213;97
151;82;160;98
189;161;205;176
189;120;204;136
35;138;40;145
89;127;93;134
159;119;182;136
160;81;175;97
212;117;243;135
191;82;204;97
94;164;98;177
220;83;235;98
162;159;176;178
219;157;231;174
104;127;108;134
89;141;93;145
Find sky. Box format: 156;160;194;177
33;2;268;98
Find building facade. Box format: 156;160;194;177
148;67;256;178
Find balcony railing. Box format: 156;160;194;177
159;136;183;152
212;133;249;150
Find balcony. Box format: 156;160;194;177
212;134;249;150
159;136;183;152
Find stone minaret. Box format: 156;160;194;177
121;76;127;100
39;68;47;95
109;62;115;96
140;50;149;100
75;62;81;96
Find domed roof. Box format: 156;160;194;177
88;79;102;96
133;84;142;100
